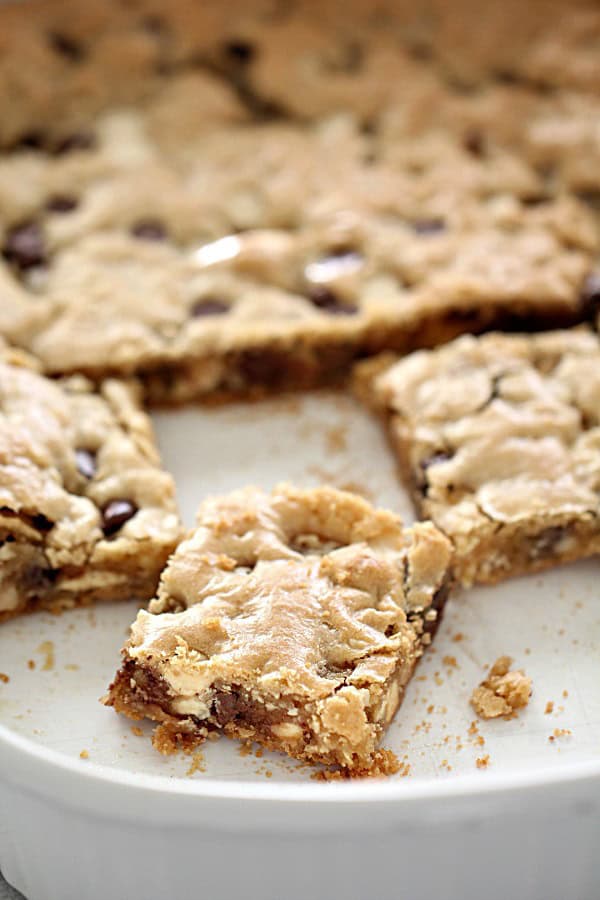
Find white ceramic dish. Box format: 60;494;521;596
1;393;599;900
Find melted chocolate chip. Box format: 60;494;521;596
48;31;85;62
531;526;564;558
12;131;47;152
31;514;54;532
54;131;96;156
75;449;97;480
101;500;137;537
412;218;446;235
130;219;168;241
2;222;46;271
463;129;486;157
223;40;255;64
191;298;229;317
579;272;600;320
46;194;79;214
307;286;359;315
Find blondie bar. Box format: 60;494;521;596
355;329;600;585
105;485;452;772
1;1;599;403
0;344;181;622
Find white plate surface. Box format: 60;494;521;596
0;392;599;789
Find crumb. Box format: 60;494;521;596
265;770;273;778
562;690;569;698
452;632;464;642
130;726;143;737
27;659;36;670
427;704;434;714
64;664;80;672
470;656;532;719
337;480;373;501
37;640;55;672
254;747;263;758
549;728;572;742
79;750;89;760
325;424;348;453
311;749;402;781
524;647;531;655
0;673;9;684
476;755;490;769
186;751;206;776
434;672;444;686
238;741;253;758
442;655;458;668
545;701;554;715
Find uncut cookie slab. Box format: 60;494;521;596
105;485;452;773
0;345;181;622
355;329;600;586
1;2;599;404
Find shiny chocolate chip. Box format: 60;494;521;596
46;194;79;214
31;513;54;532
412;218;446;235
579;272;600;320
191;298;229;317
48;31;85;62
307;286;358;316
2;222;46;271
130;219;168;241
101;500;137;537
54;131;96;156
75;449;97;480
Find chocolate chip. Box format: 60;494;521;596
53;131;96;156
307;286;359;315
31;514;54;532
46;194;79;214
75;449;97;480
412;218;446;235
191;298;229;317
12;131;47;152
579;272;600;320
531;526;564;558
24;566;59;593
463;129;486;157
2;222;46;271
130;219;168;241
421;451;452;471
101;500;137;537
48;31;85;62
223;40;255;64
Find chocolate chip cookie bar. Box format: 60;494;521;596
2;1;600;403
105;485;452;772
0;344;182;622
355;329;600;586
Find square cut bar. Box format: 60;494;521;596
355;328;600;586
0;344;182;622
105;485;452;773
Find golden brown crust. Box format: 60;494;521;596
106;485;453;772
0;343;182;619
1;1;599;400
356;329;600;585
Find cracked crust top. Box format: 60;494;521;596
0;343;181;617
110;485;452;766
357;329;600;583
1;0;600;397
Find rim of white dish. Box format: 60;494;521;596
1;720;599;810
